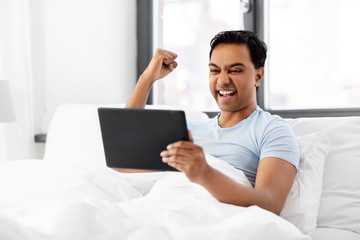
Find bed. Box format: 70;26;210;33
0;104;359;240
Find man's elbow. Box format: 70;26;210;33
256;191;285;215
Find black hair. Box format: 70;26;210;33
209;30;267;69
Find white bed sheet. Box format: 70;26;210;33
0;156;309;240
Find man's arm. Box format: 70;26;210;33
126;48;178;108
161;133;296;215
114;49;178;173
200;156;296;215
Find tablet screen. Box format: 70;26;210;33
98;108;189;171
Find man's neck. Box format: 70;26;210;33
218;104;257;128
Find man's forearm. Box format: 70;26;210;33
199;167;280;214
126;75;154;108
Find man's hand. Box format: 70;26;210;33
160;131;211;184
126;48;177;108
141;48;178;84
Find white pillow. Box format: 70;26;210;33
280;132;330;234
286;117;360;234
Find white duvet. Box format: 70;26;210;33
0;155;309;240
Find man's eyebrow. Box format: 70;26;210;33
229;63;246;68
208;63;246;68
208;63;218;68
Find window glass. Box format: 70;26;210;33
266;0;360;110
153;0;243;111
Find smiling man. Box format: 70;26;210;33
126;30;300;215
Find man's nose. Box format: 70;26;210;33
218;71;231;86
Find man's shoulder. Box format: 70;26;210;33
254;106;285;124
253;107;293;135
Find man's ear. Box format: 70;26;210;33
255;67;264;87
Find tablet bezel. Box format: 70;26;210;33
98;108;189;171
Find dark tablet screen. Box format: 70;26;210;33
98;108;189;171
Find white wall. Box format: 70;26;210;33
0;0;137;161
41;0;137;133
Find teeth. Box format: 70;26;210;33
219;90;235;95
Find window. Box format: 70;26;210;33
152;0;243;111
141;0;360;116
265;0;360;111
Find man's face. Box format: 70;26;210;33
209;43;263;113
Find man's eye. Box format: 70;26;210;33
210;69;220;73
229;69;242;73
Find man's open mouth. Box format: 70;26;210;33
218;90;236;97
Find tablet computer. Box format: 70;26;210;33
98;108;189;171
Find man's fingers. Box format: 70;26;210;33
167;140;198;150
162;51;177;64
167;50;178;58
161;147;189;159
188;130;194;142
162;155;187;171
168;61;178;70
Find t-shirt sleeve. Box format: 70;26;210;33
260;118;300;170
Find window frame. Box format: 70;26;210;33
137;0;360;117
136;0;154;105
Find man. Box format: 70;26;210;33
126;30;299;215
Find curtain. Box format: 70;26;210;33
0;0;38;162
